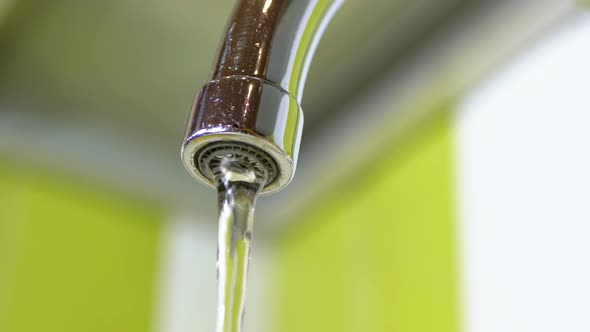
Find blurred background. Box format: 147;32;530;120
1;0;590;331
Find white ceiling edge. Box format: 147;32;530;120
0;109;217;217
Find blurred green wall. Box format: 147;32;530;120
0;163;162;332
0;108;459;332
275;111;459;332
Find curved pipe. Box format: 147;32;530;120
181;0;343;194
212;0;343;101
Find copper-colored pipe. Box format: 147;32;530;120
181;0;343;194
186;0;287;145
212;0;285;79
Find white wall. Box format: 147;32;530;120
457;13;590;332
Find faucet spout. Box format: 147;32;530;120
181;0;343;194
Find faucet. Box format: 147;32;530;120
181;0;343;194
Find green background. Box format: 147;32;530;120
274;111;459;332
0;111;459;331
0;164;162;332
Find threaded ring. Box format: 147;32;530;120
195;141;278;188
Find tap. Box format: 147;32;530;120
181;0;343;194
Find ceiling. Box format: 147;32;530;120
0;0;572;234
0;0;464;198
0;0;466;143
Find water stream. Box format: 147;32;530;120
215;158;266;332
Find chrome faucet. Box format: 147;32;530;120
181;0;343;194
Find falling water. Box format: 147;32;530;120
215;158;266;332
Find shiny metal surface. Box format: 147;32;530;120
181;0;343;194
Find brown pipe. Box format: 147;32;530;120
181;0;343;194
212;0;286;79
187;0;287;143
